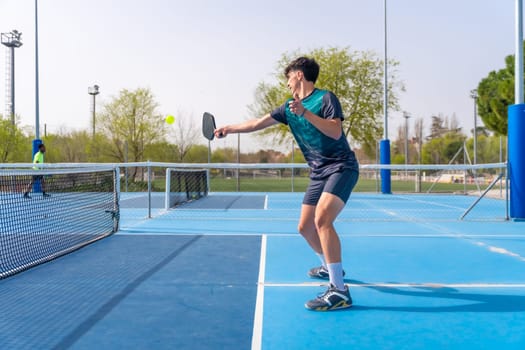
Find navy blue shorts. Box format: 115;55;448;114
303;169;359;206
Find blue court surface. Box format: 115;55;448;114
1;192;525;349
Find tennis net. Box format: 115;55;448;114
165;168;208;209
0;167;119;279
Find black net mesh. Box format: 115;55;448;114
0;167;119;279
166;168;208;208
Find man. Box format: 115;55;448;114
24;143;51;198
214;56;359;311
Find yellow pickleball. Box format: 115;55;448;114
165;115;175;124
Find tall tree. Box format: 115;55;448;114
422;131;466;164
183;144;209;163
428;115;448;139
448;113;462;133
413;117;424;164
477;54;515;135
391;124;407;164
466;134;506;165
248;47;404;157
98;88;165;163
0;115;30;162
45;129;118;163
144;141;178;162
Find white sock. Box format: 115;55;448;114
327;262;345;291
316;253;326;268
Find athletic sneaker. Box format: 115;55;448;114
43;192;51;197
23;192;30;199
308;265;346;280
305;284;353;311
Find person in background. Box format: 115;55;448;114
24;143;51;198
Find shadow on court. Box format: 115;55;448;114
0;234;260;350
346;279;525;313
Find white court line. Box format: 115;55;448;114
262;282;525;288
251;234;267;350
396;196;467;211
116;231;525;239
397;218;525;263
338;234;525;238
141;216;298;222
348;201;525;263
472;241;525;262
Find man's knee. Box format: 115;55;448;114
314;212;334;233
298;221;316;235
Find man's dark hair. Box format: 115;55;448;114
38;144;45;150
284;56;320;83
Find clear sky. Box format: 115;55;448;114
0;0;518;152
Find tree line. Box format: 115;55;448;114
0;46;514;166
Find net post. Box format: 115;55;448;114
463;143;467;194
506;161;510;220
379;139;391;194
508;104;525;219
206;168;210;195
113;166;120;232
147;161;152;219
165;168;171;210
114;166;121;206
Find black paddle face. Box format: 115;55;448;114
202;112;216;141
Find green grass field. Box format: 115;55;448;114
208;177;483;193
125;175;489;194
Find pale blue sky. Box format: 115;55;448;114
0;0;518;151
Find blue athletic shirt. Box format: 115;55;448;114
270;88;359;179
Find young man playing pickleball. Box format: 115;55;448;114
214;56;359;311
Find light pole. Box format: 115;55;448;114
380;0;392;194
35;0;40;140
470;89;478;164
1;30;23;125
88;85;100;139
